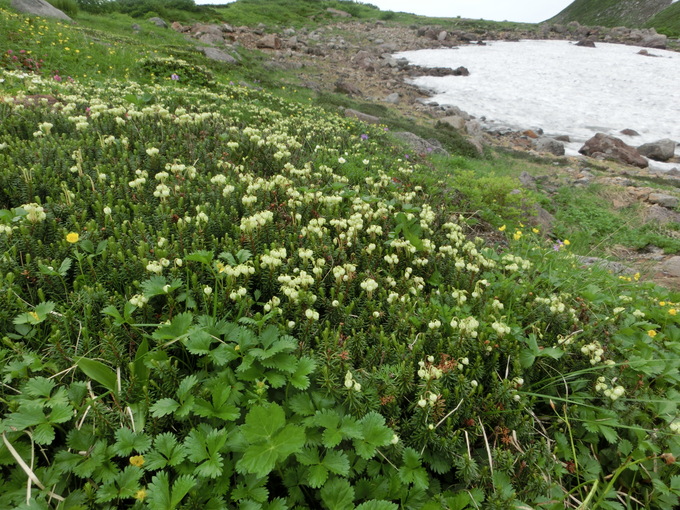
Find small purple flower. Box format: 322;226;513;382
552;241;564;251
170;73;179;81
360;133;369;140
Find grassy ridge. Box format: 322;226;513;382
548;0;673;28
646;2;680;36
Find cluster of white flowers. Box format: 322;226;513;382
21;203;46;223
229;287;248;301
670;421;680;433
595;377;625;401
417;391;440;408
491;321;511;337
417;356;443;381
129;294;149;307
332;263;356;283
535;294;578;322
263;296;281;313
360;278;379;295
129;169;148;189
344;371;361;392
502;253;532;272
260;247;287;269
240;210;274;232
305;308;319;321
146;147;160;157
581;340;605;365
450;316;480;338
278;271;315;303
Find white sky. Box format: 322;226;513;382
194;0;576;24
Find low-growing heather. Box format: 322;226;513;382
1;28;680;510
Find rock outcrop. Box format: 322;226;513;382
10;0;70;20
579;133;648;168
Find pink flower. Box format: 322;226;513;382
53;75;62;82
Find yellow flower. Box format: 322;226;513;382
647;330;657;338
634;272;640;281
134;489;147;501
532;228;540;234
659;301;666;307
66;232;79;243
513;230;522;241
563;239;571;246
129;455;145;467
669;309;677;316
498;225;506;232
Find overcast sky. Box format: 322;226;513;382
194;0;576;24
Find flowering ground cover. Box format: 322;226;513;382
1;5;680;510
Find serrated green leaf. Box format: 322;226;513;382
238;442;279;477
320;477;355;510
146;433;187;470
152;312;194;341
353;413;392;459
399;448;429;489
150;398;179;418
241;403;285;442
296;447;321;466
323;450;350;476
186;250;214;265
33;422;55;445
290;357;316;390
288;394;317;417
307;464;329;488
113;428;152;456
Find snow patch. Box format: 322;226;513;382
395;40;680;168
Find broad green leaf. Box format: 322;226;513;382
186;250;214;266
323;450;350;476
399;448;429;489
353;413;393;459
241;403;285;442
290;357;316;390
152;312;194;341
76;358;118;394
320;477;355;510
307;464;329;488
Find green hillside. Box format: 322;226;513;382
548;0;673;27
646;1;680;36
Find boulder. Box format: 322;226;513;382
392;131;449;156
535;137;565;156
383;93;399;104
199;33;225;45
335;80;362;96
659;256;680;277
579;133;648;168
199;47;238;64
644;204;680;225
440;115;466;130
344;109;380;125
620;129;640;136
575;39;596;48
637;139;676;162
10;0;70;20
648;193;679;209
642;33;667;49
148;17;168;29
257;34;281;49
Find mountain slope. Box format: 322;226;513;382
645;1;680;35
548;0;672;27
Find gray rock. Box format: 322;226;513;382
335;81;362;96
11;0;70;20
648;193;679;209
575;39;596;48
642;33;667;49
659;256;680;277
519;171;537;189
579;133;648;168
199;33;225;45
535;137;565;156
257;34;281;49
465;120;483;136
438;31;448;41
199;47;238;64
392;131;449;156
644;204;680;225
383;93;399;104
577;257;636;275
148;17;168;29
638;139;676;162
344;109;379;124
620;129;640;137
440;115;466;130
